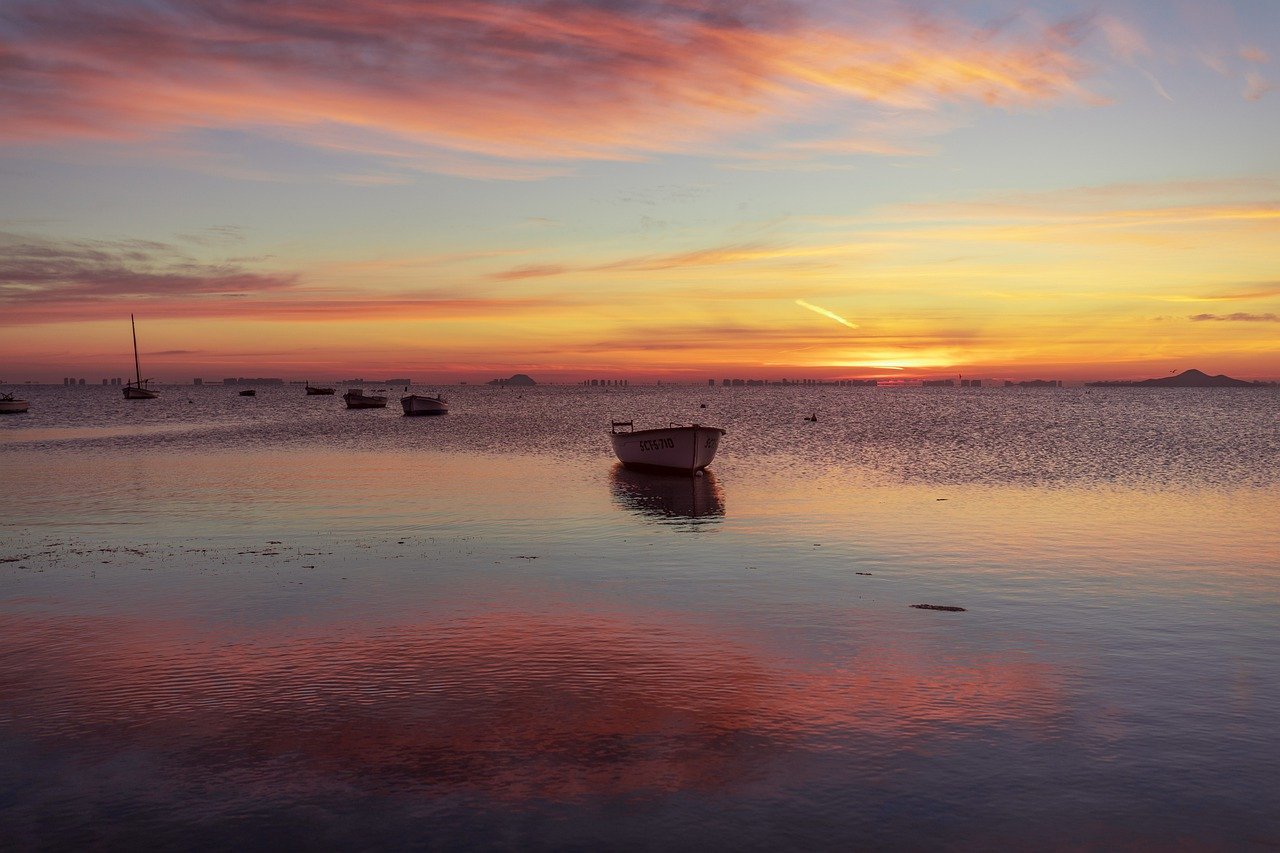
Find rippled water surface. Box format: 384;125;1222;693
2;384;1278;849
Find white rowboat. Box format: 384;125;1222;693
609;421;726;473
0;393;29;414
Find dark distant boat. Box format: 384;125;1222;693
401;393;448;416
609;421;726;473
305;383;335;395
0;393;29;414
239;389;256;397
122;314;159;399
343;389;387;409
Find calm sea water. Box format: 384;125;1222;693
2;383;1278;849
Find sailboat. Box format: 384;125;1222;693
122;314;159;399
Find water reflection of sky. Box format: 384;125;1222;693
2;396;1279;847
1;598;1071;848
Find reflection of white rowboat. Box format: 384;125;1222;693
609;421;726;473
401;394;448;416
0;393;29;414
610;465;724;523
343;389;387;409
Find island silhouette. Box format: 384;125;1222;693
487;373;537;387
1087;369;1262;388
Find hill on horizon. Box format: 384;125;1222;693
1088;369;1258;388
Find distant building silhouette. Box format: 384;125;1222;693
224;377;284;385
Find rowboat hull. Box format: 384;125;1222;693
609;424;725;473
343;390;387;409
401;394;448;416
0;399;29;414
305;386;335;395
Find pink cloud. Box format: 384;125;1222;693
0;0;1099;172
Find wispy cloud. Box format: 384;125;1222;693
0;232;297;306
1189;312;1280;322
0;0;1100;176
856;179;1280;249
0;231;577;325
488;241;817;280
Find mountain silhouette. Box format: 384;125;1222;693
1088;369;1257;388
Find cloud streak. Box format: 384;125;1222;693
1189;312;1279;322
0;231;580;325
0;0;1099;174
0;232;297;305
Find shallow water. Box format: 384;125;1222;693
2;384;1278;849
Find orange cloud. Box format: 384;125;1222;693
0;0;1099;174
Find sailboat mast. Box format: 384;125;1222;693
131;313;141;386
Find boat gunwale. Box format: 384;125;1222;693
610;424;726;437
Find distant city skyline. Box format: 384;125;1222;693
2;0;1277;382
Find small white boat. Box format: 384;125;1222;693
343;389;387;409
0;393;29;414
401;393;448;416
609;421;726;473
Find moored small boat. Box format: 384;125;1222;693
609;421;726;473
122;314;159;399
305;383;335;395
239;389;256;397
122;383;158;399
0;393;29;414
401;393;448;416
343;389;387;409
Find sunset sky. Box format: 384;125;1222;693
1;0;1277;383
